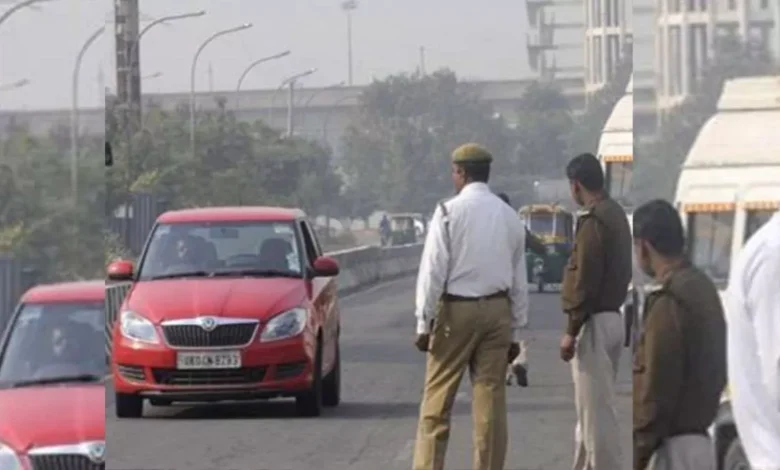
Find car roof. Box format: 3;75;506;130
157;206;306;224
21;280;104;304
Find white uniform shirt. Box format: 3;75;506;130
726;210;780;470
414;182;529;342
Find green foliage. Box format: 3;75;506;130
0;121;104;282
106;97;343;217
634;36;778;203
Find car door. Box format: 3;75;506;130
297;221;338;373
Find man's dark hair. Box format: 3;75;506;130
633;199;686;257
497;192;510;205
459;161;490;183
565;153;604;191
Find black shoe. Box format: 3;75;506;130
512;363;528;387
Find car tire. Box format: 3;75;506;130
295;339;323;417
322;342;341;408
115;393;143;418
723;438;751;470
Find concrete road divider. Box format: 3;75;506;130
104;243;423;354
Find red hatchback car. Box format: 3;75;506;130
0;281;106;470
107;207;342;418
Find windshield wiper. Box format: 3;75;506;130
149;271;213;280
213;269;300;278
10;374;105;388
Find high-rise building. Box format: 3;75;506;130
656;0;779;113
525;0;586;80
583;0;633;94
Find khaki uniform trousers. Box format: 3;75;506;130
412;296;513;470
571;311;624;470
645;435;715;470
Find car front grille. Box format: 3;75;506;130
162;323;258;347
152;367;267;386
30;454;103;470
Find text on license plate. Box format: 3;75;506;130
176;351;242;370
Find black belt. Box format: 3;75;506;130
442;290;509;302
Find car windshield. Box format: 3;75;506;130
0;302;106;387
527;213;555;235
687;211;734;287
138;221;303;280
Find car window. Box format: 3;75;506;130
0;302;106;385
298;221;319;265
138;221;303;279
304;221;323;257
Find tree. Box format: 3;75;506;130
633;35;778;203
340;69;514;214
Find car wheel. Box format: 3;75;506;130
723;438;751;470
115;393;143;418
296;339;323;417
322;341;341;407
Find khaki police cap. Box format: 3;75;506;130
451;143;493;164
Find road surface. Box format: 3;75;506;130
106;277;631;470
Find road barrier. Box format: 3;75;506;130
104;243;423;355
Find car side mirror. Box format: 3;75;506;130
107;260;134;282
312;256;339;277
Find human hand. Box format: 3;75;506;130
508;342;520;363
415;334;430;352
559;334;576;362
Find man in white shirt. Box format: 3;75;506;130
412;143;528;470
726;210;780;470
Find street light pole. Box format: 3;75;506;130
341;0;357;86
127;10;206;118
235;50;291;110
189;23;253;159
279;68;317;137
299;81;344;129
0;0;51;29
70;25;104;204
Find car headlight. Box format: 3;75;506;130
0;442;22;470
120;310;160;344
260;308;308;342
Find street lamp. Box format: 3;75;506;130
142;72;162;80
189;23;253;158
341;0;357;86
235;50;291;110
70;25;104;204
0;0;52;30
0;78;29;91
300;81;344;129
127;10;206;110
279;68;317;136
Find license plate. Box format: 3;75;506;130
176;351;242;370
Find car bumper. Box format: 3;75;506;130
111;334;315;401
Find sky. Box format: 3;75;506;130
0;0;538;111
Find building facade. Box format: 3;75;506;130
583;0;633;94
656;0;780;112
525;0;586;80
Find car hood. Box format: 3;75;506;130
125;278;307;322
0;385;104;451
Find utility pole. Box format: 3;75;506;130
419;46;426;75
341;0;357;86
114;0;141;250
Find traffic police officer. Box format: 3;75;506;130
413;143;529;470
560;153;632;470
632;199;726;470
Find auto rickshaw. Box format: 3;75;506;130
518;204;575;292
388;213;423;246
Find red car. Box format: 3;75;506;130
107;207;342;418
0;281;106;470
